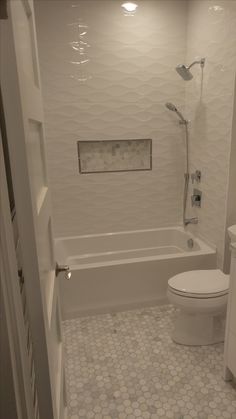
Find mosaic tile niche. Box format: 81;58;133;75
78;139;152;174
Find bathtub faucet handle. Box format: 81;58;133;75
55;263;71;280
184;217;198;226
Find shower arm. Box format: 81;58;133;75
187;58;205;70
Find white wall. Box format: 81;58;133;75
35;0;187;236
185;0;236;268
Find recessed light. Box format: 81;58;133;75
209;5;224;12
121;2;138;13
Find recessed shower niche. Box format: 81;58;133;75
77;139;152;174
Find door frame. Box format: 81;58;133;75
0;132;34;419
0;2;55;418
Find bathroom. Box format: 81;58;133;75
0;0;236;418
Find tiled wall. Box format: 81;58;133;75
35;0;187;236
35;0;236;268
223;75;236;271
185;0;236;268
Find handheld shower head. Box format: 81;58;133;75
165;102;187;124
165;102;177;112
176;58;205;81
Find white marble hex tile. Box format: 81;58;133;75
63;305;236;419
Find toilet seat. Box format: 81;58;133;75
168;269;229;299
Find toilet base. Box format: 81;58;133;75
172;310;226;346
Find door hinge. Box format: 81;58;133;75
18;268;25;290
0;0;8;20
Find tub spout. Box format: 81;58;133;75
184;217;198;226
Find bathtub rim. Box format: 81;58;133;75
55;225;209;241
55;226;216;270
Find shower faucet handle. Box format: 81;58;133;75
191;170;201;184
191;188;202;207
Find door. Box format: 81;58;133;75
0;1;67;419
0;132;35;419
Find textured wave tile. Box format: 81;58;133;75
35;0;186;236
185;0;236;268
35;0;236;267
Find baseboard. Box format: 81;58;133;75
62;296;169;320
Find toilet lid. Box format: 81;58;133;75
168;270;229;296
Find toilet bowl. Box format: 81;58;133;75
167;269;229;346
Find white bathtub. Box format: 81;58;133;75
56;227;216;319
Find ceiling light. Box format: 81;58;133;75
209;5;224;12
121;2;138;13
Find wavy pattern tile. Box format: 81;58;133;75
185;0;236;268
35;0;187;236
35;0;236;269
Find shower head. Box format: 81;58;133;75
176;58;205;81
165;102;187;124
176;65;193;81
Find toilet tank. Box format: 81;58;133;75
224;225;236;380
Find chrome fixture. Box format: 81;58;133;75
191;170;201;184
165;102;188;125
55;263;71;280
165;102;196;226
191;188;202;208
187;238;194;249
176;58;205;81
184;217;198;226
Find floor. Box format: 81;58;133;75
63;305;236;419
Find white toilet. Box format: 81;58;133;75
167;269;229;346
